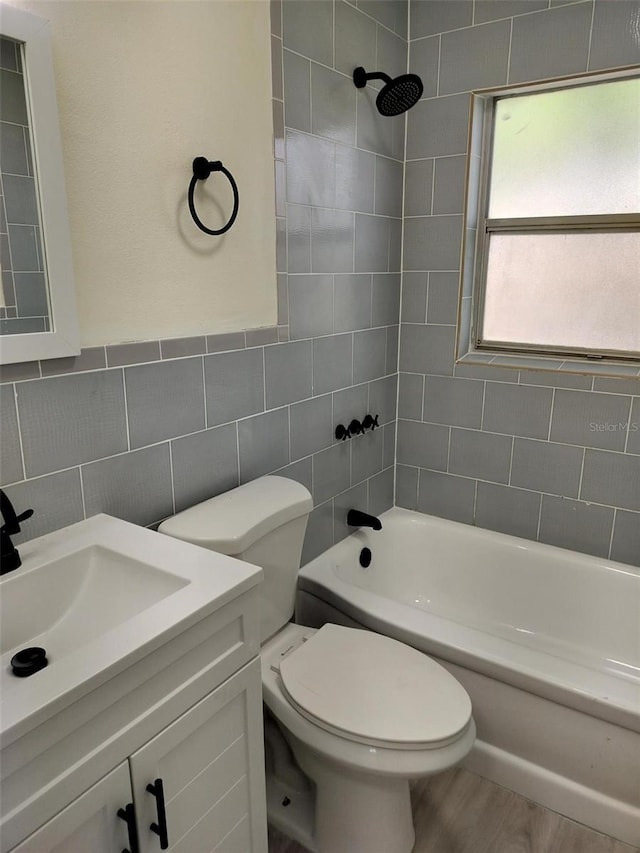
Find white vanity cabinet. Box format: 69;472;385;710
11;660;266;853
11;763;133;853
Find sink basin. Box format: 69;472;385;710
0;514;261;745
1;546;188;658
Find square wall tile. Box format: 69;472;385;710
333;382;369;429
335;1;377;76
589;0;640;70
313;334;353;395
283;0;333;65
302;499;334;564
265;340;313;408
439;19;510;95
283;50;311;133
311;63;357;146
410;0;473;39
475;481;541;540
510;438;583;498
369;466;394;517
417;468;475;523
313;441;351;503
474;0;547;23
238;407;290;483
355;214;391;273
334;274;373;332
374;156;404;217
311;208;354;273
125;358;205;450
369;373;398;425
423;375;484;429
396;418;449;470
335;143;376;213
82;445;173;528
352;427;384;482
354;327;388;383
401;272;428;322
396;464;418;509
550;389;632;451
289;274;334;339
427;271;460;324
404;159;434;217
509;2;592;83
410;36;439;99
7;469;84;544
433;155;466;214
449;427;512;483
171;424;239;513
286;131;335;207
399;323;455;376
17;371;128;478
538;494;614;559
291;394;333;461
403;215;462;271
483;381;553;439
581;449;640;512
406;94;470;160
204;348;264;427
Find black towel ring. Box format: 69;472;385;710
188;156;239;235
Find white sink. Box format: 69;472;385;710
0;514;261;745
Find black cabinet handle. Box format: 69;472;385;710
146;778;169;850
117;803;139;853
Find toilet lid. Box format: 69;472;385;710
279;624;472;749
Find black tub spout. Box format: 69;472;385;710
347;509;382;531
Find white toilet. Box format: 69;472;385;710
159;476;475;853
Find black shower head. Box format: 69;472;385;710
353;66;424;116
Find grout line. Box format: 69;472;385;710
506;17;513;84
585;0;596;72
168;441;176;515
576;446;587;500
78;465;87;520
201;355;208;429
607;507;617;559
121;368;131;452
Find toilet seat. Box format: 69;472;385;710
278;624;472;750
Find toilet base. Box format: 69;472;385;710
289;733;416;853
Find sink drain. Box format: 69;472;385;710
11;646;48;677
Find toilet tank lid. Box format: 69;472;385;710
158;476;313;555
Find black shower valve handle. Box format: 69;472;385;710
335;424;351;441
349;418;364;436
362;413;380;431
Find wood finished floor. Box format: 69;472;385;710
268;768;639;853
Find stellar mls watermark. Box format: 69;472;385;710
589;421;639;432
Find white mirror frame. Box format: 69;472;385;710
0;3;79;364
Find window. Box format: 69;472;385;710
465;72;640;365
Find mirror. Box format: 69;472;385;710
0;3;79;364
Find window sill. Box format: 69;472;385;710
457;350;640;381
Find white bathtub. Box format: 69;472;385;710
296;508;640;846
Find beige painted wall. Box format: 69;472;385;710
17;0;277;346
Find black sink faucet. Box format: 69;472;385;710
346;509;382;531
0;490;33;575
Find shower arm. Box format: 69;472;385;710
353;67;392;88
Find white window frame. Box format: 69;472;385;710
458;66;640;374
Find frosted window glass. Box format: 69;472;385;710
489;78;640;218
482;232;640;353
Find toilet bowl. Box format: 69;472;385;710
159;476;475;853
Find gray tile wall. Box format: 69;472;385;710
399;0;640;566
0;0;405;565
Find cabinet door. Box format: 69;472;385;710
11;762;133;853
130;658;267;853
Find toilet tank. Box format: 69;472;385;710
158;476;313;642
